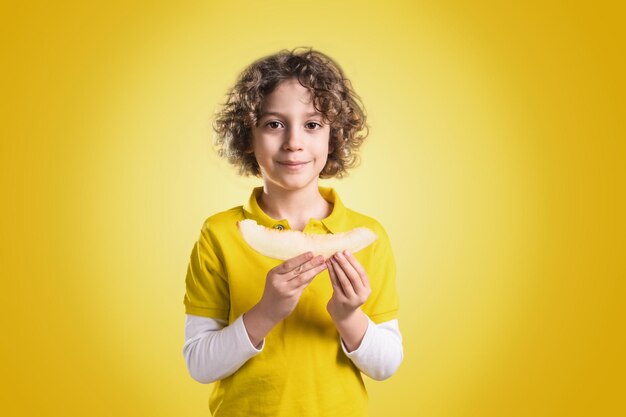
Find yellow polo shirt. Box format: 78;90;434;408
184;186;399;417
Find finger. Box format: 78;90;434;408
286;255;326;280
289;261;328;290
327;259;346;297
333;252;364;293
330;256;357;298
343;250;370;288
276;251;314;273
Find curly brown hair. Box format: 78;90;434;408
212;47;369;178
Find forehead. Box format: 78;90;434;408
261;78;316;110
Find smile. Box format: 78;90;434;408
277;161;310;170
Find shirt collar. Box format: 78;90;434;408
242;186;346;233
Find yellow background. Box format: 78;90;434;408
2;1;624;416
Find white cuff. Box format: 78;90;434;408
234;314;265;352
340;318;403;381
183;314;264;384
340;317;376;356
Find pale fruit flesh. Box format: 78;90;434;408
237;219;378;260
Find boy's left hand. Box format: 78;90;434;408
326;250;371;321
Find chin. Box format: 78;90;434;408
272;177;318;191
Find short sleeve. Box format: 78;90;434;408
362;224;400;324
183;220;230;321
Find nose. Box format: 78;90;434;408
282;126;303;151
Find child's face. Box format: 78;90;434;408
251;78;332;193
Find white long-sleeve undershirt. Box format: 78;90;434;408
183;314;403;384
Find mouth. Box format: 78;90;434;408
277;161;310;170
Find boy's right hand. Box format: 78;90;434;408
258;251;327;323
243;252;327;347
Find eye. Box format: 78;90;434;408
306;121;323;130
266;121;283;129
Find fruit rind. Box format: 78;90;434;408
237;219;378;260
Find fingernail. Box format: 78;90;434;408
344;250;351;256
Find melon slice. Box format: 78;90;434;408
237;219;377;260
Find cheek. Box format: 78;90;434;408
319;141;331;158
315;150;330;167
250;137;271;158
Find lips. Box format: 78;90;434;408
278;161;309;166
277;161;309;171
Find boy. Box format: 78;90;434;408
183;47;403;417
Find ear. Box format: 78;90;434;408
244;142;254;154
328;129;340;154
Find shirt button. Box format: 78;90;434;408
274;224;285;230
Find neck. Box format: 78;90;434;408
258;182;332;228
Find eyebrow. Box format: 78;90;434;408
259;111;322;119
